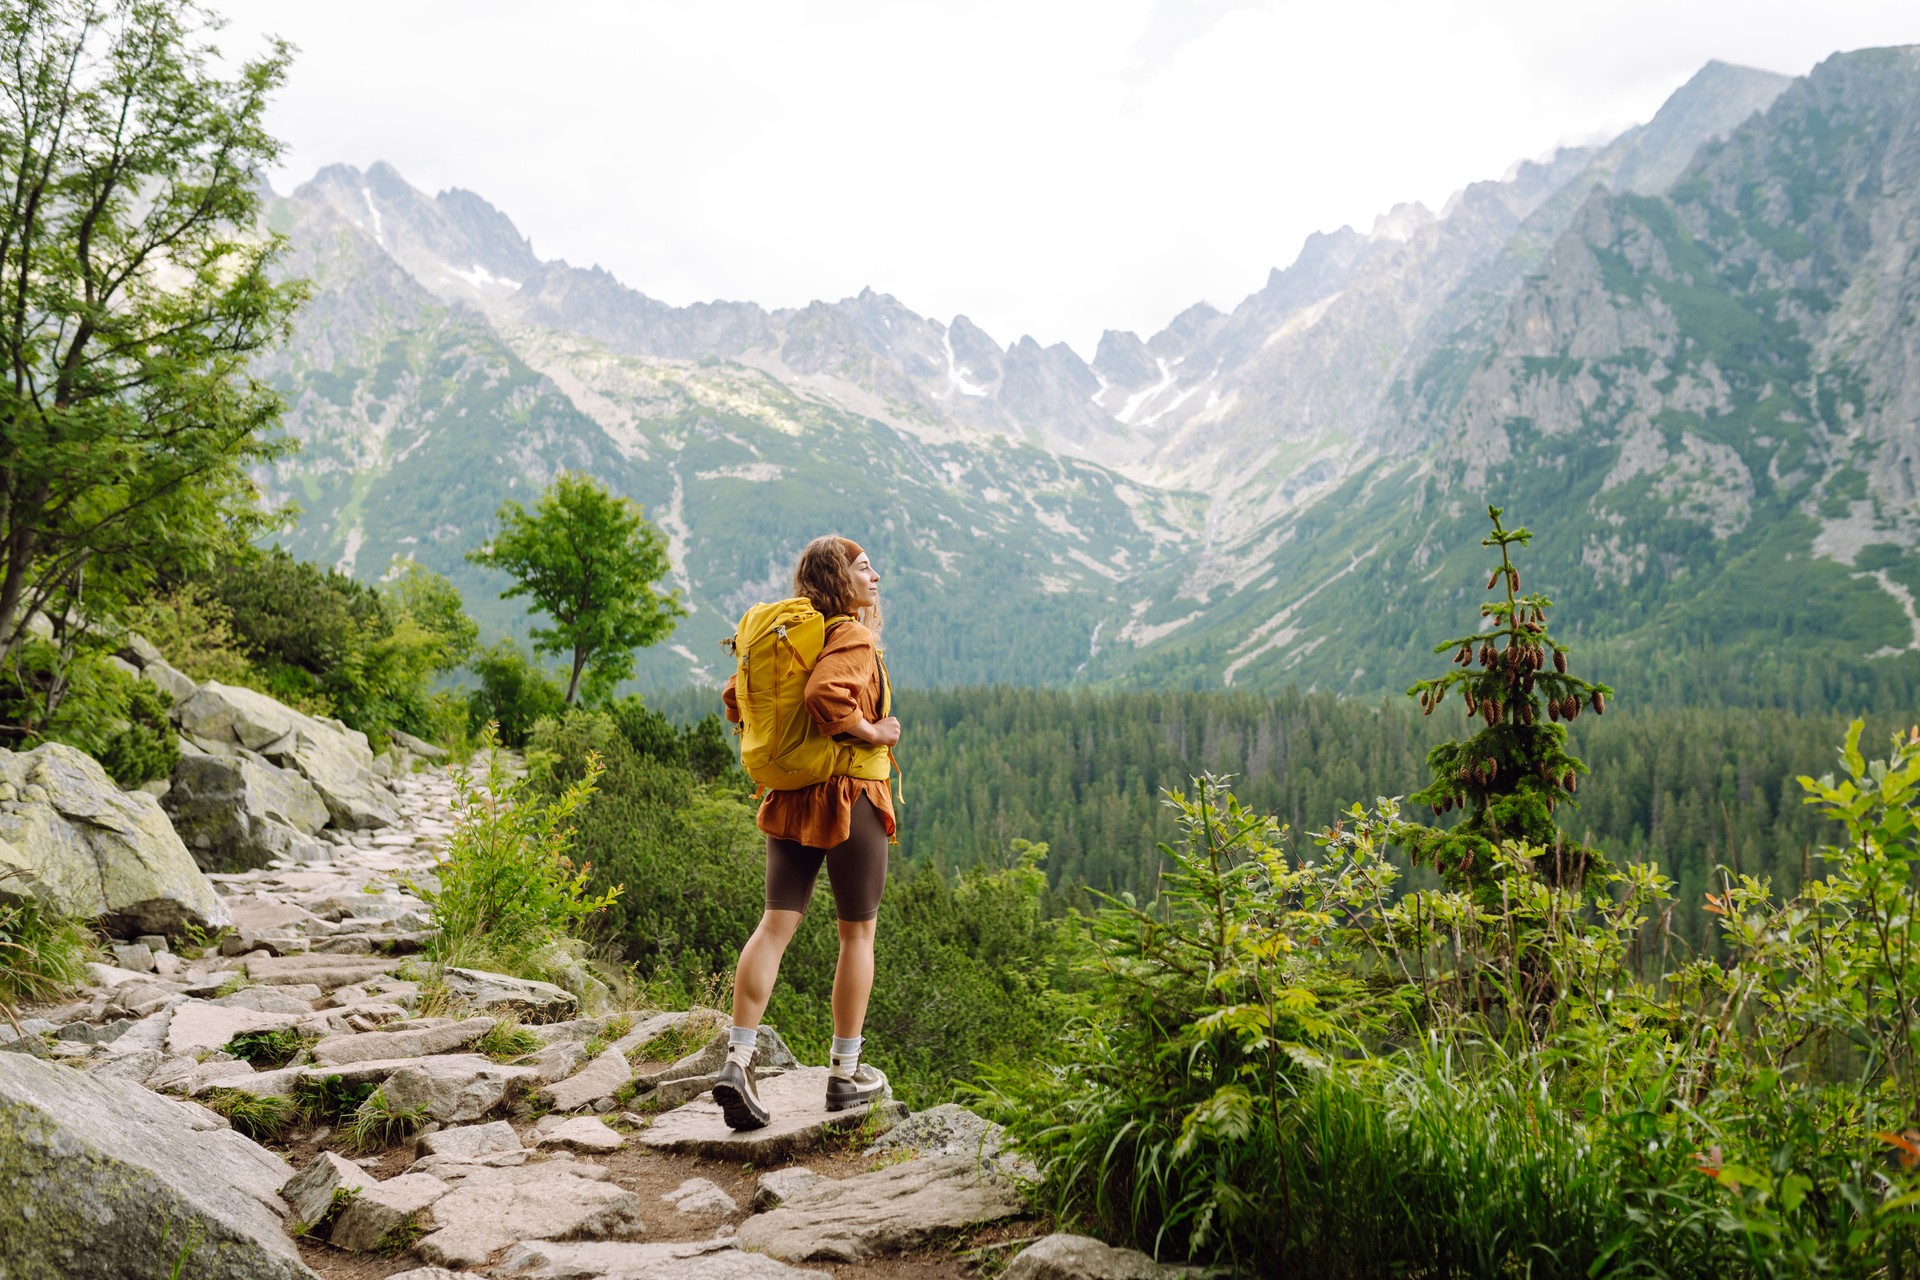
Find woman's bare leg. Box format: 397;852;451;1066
731;909;803;1027
831;917;876;1039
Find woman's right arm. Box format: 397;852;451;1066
721;674;741;724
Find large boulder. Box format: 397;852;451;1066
735;1154;1028;1262
1001;1233;1214;1279
0;742;228;937
173;682;396;829
0;1051;315;1280
164;753;331;873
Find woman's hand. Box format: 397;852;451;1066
853;716;901;747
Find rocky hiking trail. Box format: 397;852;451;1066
2;760;1196;1280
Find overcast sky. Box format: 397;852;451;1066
216;0;1917;357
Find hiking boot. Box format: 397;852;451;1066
824;1062;889;1112
712;1058;769;1130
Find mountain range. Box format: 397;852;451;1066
252;47;1920;701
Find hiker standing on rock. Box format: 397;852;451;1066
714;534;899;1129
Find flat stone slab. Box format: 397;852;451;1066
246;954;399;990
497;1238;832;1279
413;1165;646;1269
329;1172;450;1252
538;1115;625;1153
381;1053;541;1124
753;1167;826;1211
441;967;577;1020
638;1066;902;1166
312;1017;492;1065
736;1154;1028;1262
662;1175;737;1214
416;1119;523;1161
539;1045;631;1111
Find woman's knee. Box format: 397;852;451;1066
754;909;804;947
836;916;876;946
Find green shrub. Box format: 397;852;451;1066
0;642;178;785
121;585;256;686
467;639;566;747
411;732;621;987
0;870;92;1015
222;1027;315;1068
294;1072;377;1123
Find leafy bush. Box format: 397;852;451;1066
412;732;622;988
223;1027;315;1068
467;639;566;747
973;758;1920;1274
0;642;177;785
120;585;256;686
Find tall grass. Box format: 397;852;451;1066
0;868;92;1022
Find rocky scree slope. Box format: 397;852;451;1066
1;748;1187;1279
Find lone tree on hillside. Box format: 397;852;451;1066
467;472;684;705
0;0;304;661
1401;506;1614;892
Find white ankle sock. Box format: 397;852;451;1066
728;1024;757;1067
829;1034;863;1079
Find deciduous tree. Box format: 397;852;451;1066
467;471;683;705
0;0;304;661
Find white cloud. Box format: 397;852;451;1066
215;0;1919;357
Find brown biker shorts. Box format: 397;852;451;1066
764;796;890;922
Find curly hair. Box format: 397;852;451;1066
792;535;883;635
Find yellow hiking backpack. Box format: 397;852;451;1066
725;597;893;792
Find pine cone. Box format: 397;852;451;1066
1547;701;1560;722
1487;570;1500;590
1509;569;1520;592
1554;649;1568;674
1593;692;1606;715
1565;771;1577;793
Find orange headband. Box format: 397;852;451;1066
837;537;866;564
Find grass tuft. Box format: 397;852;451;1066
222;1027;315;1068
346;1087;429;1152
475;1014;541;1061
0;869;92;1019
205;1088;298;1141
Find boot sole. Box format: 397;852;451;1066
824;1086;886;1112
712;1080;770;1130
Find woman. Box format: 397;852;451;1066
713;534;900;1129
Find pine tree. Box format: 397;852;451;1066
1402;506;1614;891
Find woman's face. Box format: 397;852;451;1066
850;552;880;609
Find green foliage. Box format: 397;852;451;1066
0;869;92;1017
209;546;474;741
975;757;1920;1274
293;1072;377;1123
467;639;566;747
121;585;256;686
0;0;303;665
466;471;684;704
205;1089;297;1142
412;731;622;988
474;1016;541;1061
346;1087;429;1153
1403;506;1615;893
222;1028;315;1069
0;640;178;784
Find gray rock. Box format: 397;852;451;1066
174;682;396;829
664;1175;739;1215
109;941;156;972
736;1154;1028;1262
311;1017;493;1065
378;1053;540;1123
753;1166;826;1211
280;1150;374;1235
165;753;331;874
52;1017;133;1045
119;632;165;667
415;1119;522;1161
141;656;199;704
412;1164;647;1269
390;730;449;760
441;966;577;1020
387;1270;487;1280
1001;1233;1213;1279
328;1171;449;1252
0;1051;312;1279
497;1238;833;1279
215;985;322;1016
247;952;399;990
640;1067;904;1166
537;1114;625;1153
539;1045;631;1112
0;742;229;936
864;1101;1007;1160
